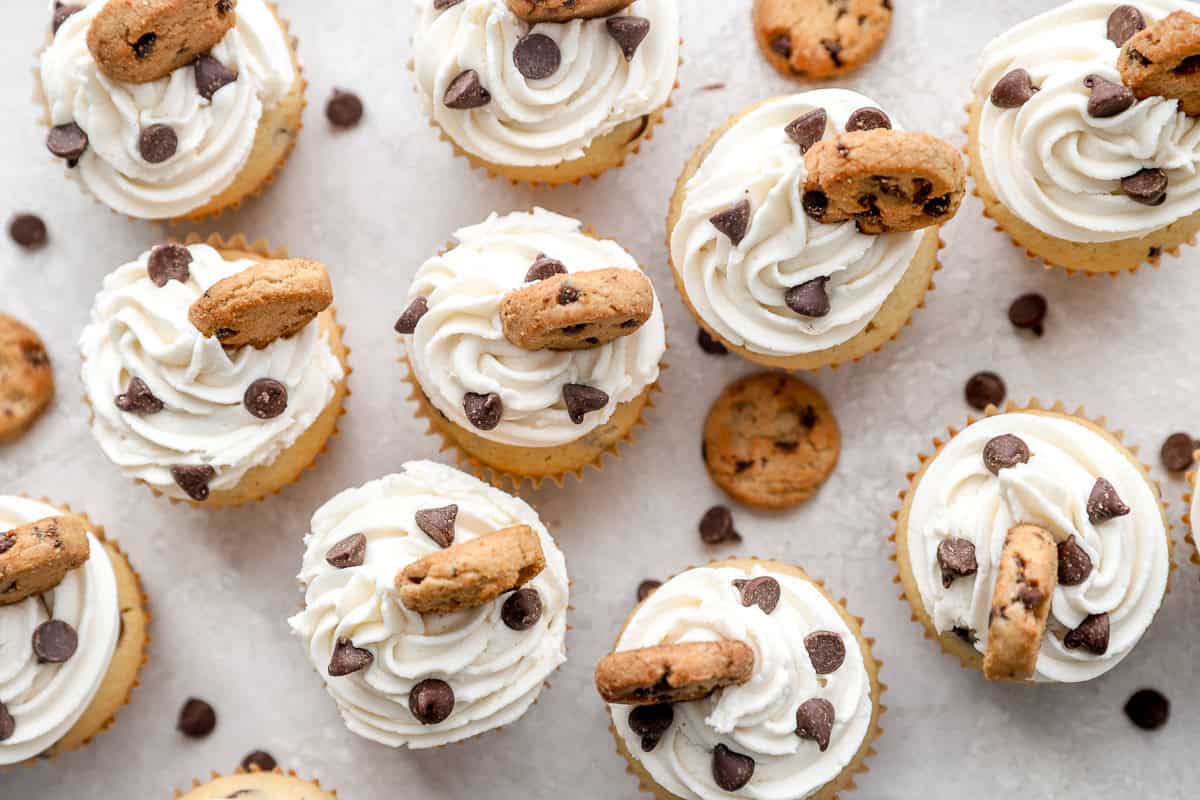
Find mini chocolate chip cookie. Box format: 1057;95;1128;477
500;268;655;351
0;515;91;606
753;0;893;80
982;524;1059;682
703;372;840;510
595;640;755;705
87;0;237;84
1119;10;1200;115
0;314;54;442
505;0;633;22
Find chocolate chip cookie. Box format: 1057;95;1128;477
500;268;654;351
0;314;54;442
595;640;755;705
982;524;1058;682
1119;10;1200;115
0;515;91;606
753;0;893;79
505;0;634;22
87;0;237;84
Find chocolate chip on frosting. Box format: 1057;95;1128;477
325;89;364;128
194;55;238;101
409;679;455;724
1160;432;1198;471
0;703;13;741
501;587;543;631
1064;612;1110;655
415;504;458;548
444;70;491;109
629;704;673;752
784;108;827;153
736;576;780;614
937;537;978;587
795;698;835;752
1084;74;1136;118
1124;689;1169;731
177;698;217;738
804;630;845;674
1008;293;1048;336
606;16;651;61
983;434;1030;475
147;243;192;286
32;620;78;663
1057;535;1093;586
785;277;831;318
1121;168;1168;206
9;214;47;249
845;107;891;132
1087;477;1130;524
563;383;609;424
328;638;373;676
171;464;216;502
115;377;164;414
514;33;561;80
709;199;751;246
697;328;728;356
991;68;1039;108
325;533;367;569
394;297;429;334
434;0;463;8
964;371;1006;411
52;2;83;33
1108;5;1146;47
47;123;88;161
699;505;741;545
712;744;755;792
525;255;567;282
244;378;288;419
139;124;178;163
463;392;503;430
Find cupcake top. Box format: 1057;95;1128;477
78;243;344;502
671;90;925;358
287;461;569;749
906;412;1170;683
609;563;873;800
403;208;665;448
179;772;335;800
412;0;679;168
0;498;120;766
40;0;296;219
974;0;1200;243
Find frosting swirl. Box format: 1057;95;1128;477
79;244;344;501
0;497;119;766
974;0;1200;243
39;0;297;220
288;462;569;749
671;91;924;358
610;564;873;800
412;0;679;167
406;208;665;448
906;412;1170;683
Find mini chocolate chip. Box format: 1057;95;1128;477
804;630;846;674
697;328;728;355
1122;168;1168;206
1008;293;1048;335
991;68;1039;107
326;89;364;127
1085;74;1136;118
501;588;543;631
193;55;238;101
699;505;740;544
0;534;12;555
1161;432;1197;471
785;277;831;317
795;698;835;752
636;579;661;602
923;194;952;217
514;33;561;80
785;108;827;153
244;378;288;419
9;214;47;249
47;123;88;160
629;704;673;751
444;70;491;109
845;107;891;132
115;377;164;414
171;464;216;502
606;16;651;61
965;371;1006;411
937;538;978;588
822;38;843;67
409;679;455;724
139;124;178;163
328;638;373;676
737;576;780;614
983;434;1030;475
394;297;429;334
1087;477;1130;524
1018;586;1044;609
463;392;503;430
563;383;609;424
147;243;192;286
132;32;156;59
771;33;792;58
1108;5;1146;46
177;698;217;738
1176;55;1200;75
525;255;567;283
1064;612;1110;655
241;750;277;772
710;199;751;246
52;3;83;33
803;189;829;221
415;504;458;548
1057;535;1093;586
557;284;580;305
0;703;13;741
325;533;367;569
1125;689;1169;731
32;620;78;663
712;744;755;792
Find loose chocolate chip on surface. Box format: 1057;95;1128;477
699;505;741;545
629;704;673;752
444;70;491;109
244;378;288;419
415;504;458;548
139;124;178;163
1108;5;1146;46
937;538;978;588
409;679;455;724
1124;689;1169;731
525;255;567;282
326;89;364;127
9;214;47;249
394;297;429;334
1057;535;1093;586
326;533;367;569
795;698;835;752
1064;612;1110;655
194;55;238;101
147;243;192;286
1122;168;1168;206
845;107;891;132
784;108;827;153
636;579;661;602
563;383;609;424
241;750;278;772
463;392;503;430
0;703;13;741
606;16;651;61
115;377;164;414
802;190;829;221
501;588;543;631
1087;477;1130;524
1085;74;1136;118
712;744;755;792
710;199;751;246
171;464;217;502
804;630;846;674
177;698;217;738
514;33;561;80
737;576;780;614
1008;293;1048;335
964;371;1006;411
785;277;831;318
697;328;728;356
1160;432;1197;471
47;123;88;161
983;434;1030;475
52;3;83;33
32;620;78;663
329;638;374;676
991;68;1039;107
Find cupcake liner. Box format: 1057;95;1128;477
890;399;1176;682
1185;466;1198;567
174;767;337;799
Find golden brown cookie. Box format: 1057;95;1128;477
397;524;546;614
982;523;1059;682
803;129;966;234
499;268;654;351
1119;10;1200;115
505;0;633;23
188;258;333;350
753;0;892;80
703;372;840;510
0;515;91;606
87;0;237;84
0;314;54;442
595;640;755;705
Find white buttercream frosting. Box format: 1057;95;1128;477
79;244;344;501
288;462;569;749
412;0;679;167
39;0;297;219
974;0;1200;243
610;564;873;800
0;497;119;766
671;90;924;358
405;208;665;448
906;412;1170;683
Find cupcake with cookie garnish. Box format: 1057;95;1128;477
38;0;304;221
288;461;568;749
79;235;349;507
412;0;680;185
596;558;883;800
398;208;665;487
968;1;1200;274
176;767;336;799
0;498;149;766
668;90;963;371
893;401;1172;683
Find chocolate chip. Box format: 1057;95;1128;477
712;744;755;792
737;576;780;614
1108;5;1146;46
409;679;455;724
139;124;178;163
132;32;157;59
47;123;88;161
785;277;831;317
771;33;792;59
563;383;609;424
501;588;543;631
710;199;751;245
32;620;78;663
1018;586;1044;609
1057;535;1093;586
1161;432;1197;471
244;378;288;419
1084;74;1136;118
241;750;277;772
822;38;843;67
8;214;47;249
964;371;1006;411
1176;55;1200;75
629;704;673;752
557;284;580;304
699;505;740;545
697;328;728;355
444;70;491;109
415;505;457;548
1087;477;1130;524
0;534;12;555
937;538;978;588
804;630;846;674
1008;293;1047;335
326;89;364;127
784;108;827;153
0;703;13;742
525;255;567;283
795;698;835;752
1122;168;1168;206
171;464;216;502
52;3;83;33
845;107;891;132
802;190;829;221
606;16;651;61
394;297;429;334
193;55;237;101
463;392;503;430
991;68;1039;108
325;533;367;569
328;638;373;676
115;377;164;414
434;0;463;8
513;33;561;80
1064;612;1110;655
636;579;661;602
147;243;192;286
177;698;217;738
923;194;952;217
1125;689;1169;731
983;434;1030;475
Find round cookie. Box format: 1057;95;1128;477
703;372;840;510
176;769;337;800
753;0;892;80
0;314;54;442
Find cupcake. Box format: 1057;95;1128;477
411;0;680;185
597;558;883;800
79;235;349;507
288;461;569;749
39;0;304;221
968;1;1200;274
894;403;1171;683
399;208;665;487
0;497;149;765
176;768;336;799
668;90;962;371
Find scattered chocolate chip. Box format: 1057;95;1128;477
771;33;792;59
326;89;364;127
8;214;47;249
1124;689;1169;731
785;276;831;317
1008;293;1048;335
804;630;846;674
328;638;373;676
52;3;83;33
636;579;661;602
557;284;580;305
1064;612;1110;655
983;434;1030;475
737;576;780;614
1057;535;1093;586
606;16;651;61
193;55;238;101
0;703;13;741
394;297;429;334
415;504;457;548
525;255;567;282
115;377;164;414
139;124;178;163
784;108;827;153
937;538;978;588
463;392;503;430
177;698;217;738
563;383;609;424
241;750;277;772
409;679;455;724
171;464;216;502
1087;477;1130;524
32;620;78;663
699;505;740;545
712;744;755;792
845;107;891;132
325;533;367;569
1122;168;1168;206
710;199;751;246
697;328;728;355
243;378;288;420
795;698;835;752
1108;5;1146;46
1085;74;1136;118
964;371;1006;411
514;33;561;80
501;588;543;631
802;189;829;221
629;704;673;752
147;243;192;286
47;123;88;161
444;70;491;109
132;32;157;60
1161;432;1197;471
991;68;1039;107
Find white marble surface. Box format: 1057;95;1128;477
2;1;1197;797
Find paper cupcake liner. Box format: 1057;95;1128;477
605;557;886;800
1185;466;1199;567
174;767;337;799
889;399;1176;682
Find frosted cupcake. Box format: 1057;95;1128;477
597;558;883;800
0;498;148;765
79;236;349;507
176;768;336;799
399;208;665;487
968;1;1200;273
288;461;569;749
39;0;303;221
895;404;1171;683
412;0;680;185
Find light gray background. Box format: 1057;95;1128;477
2;1;1196;797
